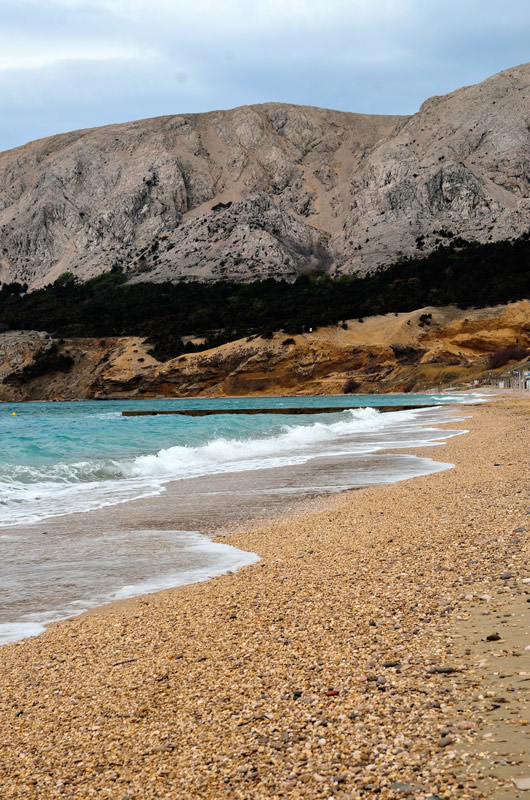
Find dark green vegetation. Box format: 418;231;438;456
488;344;529;369
4;343;74;385
1;235;529;362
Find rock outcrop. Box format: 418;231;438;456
0;63;529;288
1;301;528;401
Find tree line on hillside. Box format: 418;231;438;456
0;233;529;362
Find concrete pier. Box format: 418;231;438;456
121;405;424;417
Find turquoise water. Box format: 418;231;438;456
0;394;473;526
2;393;464;463
0;394;479;643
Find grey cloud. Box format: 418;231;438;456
0;0;529;151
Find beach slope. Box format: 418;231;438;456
0;398;529;799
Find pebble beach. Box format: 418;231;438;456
0;397;529;799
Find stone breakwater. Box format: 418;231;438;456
0;399;529;799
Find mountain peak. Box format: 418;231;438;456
1;64;529;288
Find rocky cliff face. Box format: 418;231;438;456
0;63;529;288
1;302;528;401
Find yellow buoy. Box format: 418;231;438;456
12;412;16;416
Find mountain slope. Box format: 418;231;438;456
0;63;529;288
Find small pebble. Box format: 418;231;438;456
457;721;477;730
427;666;457;674
513;778;530;790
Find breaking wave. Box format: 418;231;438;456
0;406;457;526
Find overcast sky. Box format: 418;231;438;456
0;0;528;152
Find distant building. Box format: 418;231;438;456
491;360;530;390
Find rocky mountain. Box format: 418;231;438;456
1;301;528;400
0;63;529;289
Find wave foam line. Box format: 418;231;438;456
128;407;413;479
0;406;448;525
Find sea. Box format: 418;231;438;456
0;394;479;644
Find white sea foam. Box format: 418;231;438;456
110;535;260;600
0;621;47;645
0;401;471;645
0;406;461;526
128;407;413;478
0;532;259;645
0;478;166;527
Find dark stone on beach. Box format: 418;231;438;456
514;527;527;533
369;621;377;627
500;571;514;579
195;656;207;662
438;734;454;747
376;676;387;685
383;661;401;668
293;691;302;700
486;633;502;641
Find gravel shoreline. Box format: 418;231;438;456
0;398;528;799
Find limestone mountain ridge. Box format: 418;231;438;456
1;62;530;288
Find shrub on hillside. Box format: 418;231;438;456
488;344;529;369
343;378;360;393
5;344;74;385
